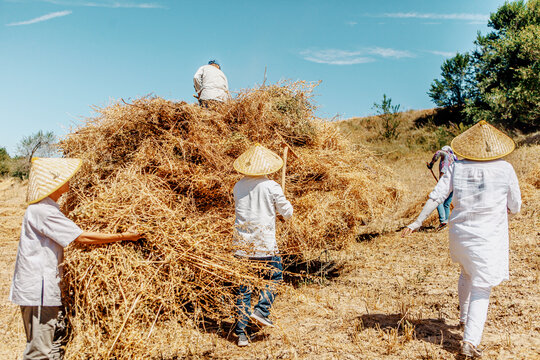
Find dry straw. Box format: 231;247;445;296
59;82;405;358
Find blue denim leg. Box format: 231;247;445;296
436;203;446;223
234;284;252;336
444;192;453;222
254;256;283;318
437;192;453;224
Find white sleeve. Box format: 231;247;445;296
271;182;293;219
428;163;454;204
507;165;522;214
40;210;83;248
407;198;439;231
193;67;203;93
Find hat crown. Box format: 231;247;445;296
27;158;82;204
233;144;283;176
451;121;515;161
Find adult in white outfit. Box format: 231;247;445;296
193;59;231;107
401;121;521;358
10;158;141;359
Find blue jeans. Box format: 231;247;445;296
437;191;453;224
234;256;283;336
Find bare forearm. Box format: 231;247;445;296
75;231;140;245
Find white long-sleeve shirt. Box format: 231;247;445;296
10;197;83;306
411;159;521;287
193;65;230;102
233;176;293;258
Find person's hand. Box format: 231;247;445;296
401;227;414;238
426;162;433;170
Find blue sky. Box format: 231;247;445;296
0;0;507;155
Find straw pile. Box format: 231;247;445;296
59;82;405;358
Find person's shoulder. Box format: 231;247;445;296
264;179;283;191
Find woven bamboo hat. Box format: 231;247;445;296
27;157;82;204
451;120;515;161
233;143;283;176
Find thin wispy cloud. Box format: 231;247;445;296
367;47;414;58
6;10;72;26
345;21;357;26
382;12;488;22
428;50;455;57
301;49;374;65
301;47;414;65
41;0;164;8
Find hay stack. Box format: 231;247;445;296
59;82;404;358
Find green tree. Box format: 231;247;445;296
0;147;10;176
373;94;401;139
17;130;57;160
428;52;477;108
466;0;540;130
15;130;57;178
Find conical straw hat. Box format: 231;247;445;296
27;157;82;204
233;144;283;176
451;120;515;161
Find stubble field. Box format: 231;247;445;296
1;145;538;359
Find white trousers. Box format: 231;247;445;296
458;270;492;346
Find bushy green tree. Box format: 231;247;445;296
466;0;539;130
373;94;401;139
0;147;10;176
428;53;477;108
428;0;539;131
464;0;540;130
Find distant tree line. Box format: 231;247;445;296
428;0;539;131
1;130;57;179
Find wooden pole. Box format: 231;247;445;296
281;146;289;192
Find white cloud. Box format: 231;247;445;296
300;49;374;65
301;47;414;65
345;21;357;26
382;12;489;22
42;0;164;8
428;50;455;57
6;10;72;26
367;47;414;58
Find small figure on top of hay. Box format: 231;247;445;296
232;144;293;347
426;145;458;231
9;157;142;360
402;121;521;358
193;59;231;108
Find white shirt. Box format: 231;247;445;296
233;176;293;257
10;197;83;306
428;159;521;287
193;65;231;102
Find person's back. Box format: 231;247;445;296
193;63;230;102
450;159;520;232
233;176;292;257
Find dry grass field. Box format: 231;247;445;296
1;142;538;359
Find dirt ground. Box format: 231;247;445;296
1;147;538;359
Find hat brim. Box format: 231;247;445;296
27;159;83;204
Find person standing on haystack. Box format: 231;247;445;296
427;145;458;231
402;121;521;358
193;59;231;108
232;144;293;347
9;157;142;360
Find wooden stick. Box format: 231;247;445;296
427;162;439;183
281;146;289;192
274;131;300;160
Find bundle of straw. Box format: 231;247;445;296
59;82;405;358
